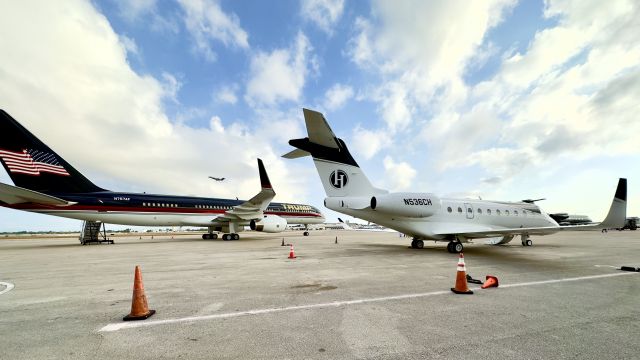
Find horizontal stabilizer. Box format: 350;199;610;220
282;148;311;159
303;108;339;148
0;182;75;206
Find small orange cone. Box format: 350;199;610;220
288;244;297;259
481;275;499;289
123;265;156;321
451;253;473;294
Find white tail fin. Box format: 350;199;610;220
283;109;386;197
599;178;627;229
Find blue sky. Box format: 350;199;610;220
0;0;639;231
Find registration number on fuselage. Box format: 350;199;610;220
403;198;432;206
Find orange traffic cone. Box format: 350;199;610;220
288;244;297;259
123;265;156;321
481;275;499;289
451;253;473;294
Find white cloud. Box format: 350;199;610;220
323;83;353;110
301;0;345;35
383;156;417;191
214;84;239;105
350;125;391;160
245;32;316;106
0;0;306;206
178;0;249;61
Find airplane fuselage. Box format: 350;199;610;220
3;191;324;227
327;195;559;241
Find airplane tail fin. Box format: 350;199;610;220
0;110;105;194
283;108;386;197
599;178;627;229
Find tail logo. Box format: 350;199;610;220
330;170;348;189
0;148;70;176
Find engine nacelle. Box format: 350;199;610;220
250;215;287;233
370;192;440;218
324;196;370;211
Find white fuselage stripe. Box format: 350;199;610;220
98;271;634;332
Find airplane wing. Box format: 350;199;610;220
434;178;627;240
0;182;76;206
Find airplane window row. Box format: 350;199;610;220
195;205;231;210
143;202;178;208
447;206;534;217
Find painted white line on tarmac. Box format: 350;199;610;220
0;282;15;295
99;271;636;333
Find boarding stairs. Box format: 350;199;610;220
79;221;113;245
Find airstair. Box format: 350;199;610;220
79;221;113;245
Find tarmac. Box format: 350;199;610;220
0;230;639;359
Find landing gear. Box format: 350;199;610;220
411;239;424;249
202;233;218;240
447;241;463;253
303;231;309;236
521;234;532;246
222;233;240;241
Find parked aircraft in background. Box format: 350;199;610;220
209;177;225;181
284;108;626;253
0;110;324;241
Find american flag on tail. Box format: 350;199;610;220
0;148;70;176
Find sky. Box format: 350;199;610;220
0;0;639;232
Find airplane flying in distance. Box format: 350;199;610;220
209;177;225;181
284;108;627;253
0;110;324;241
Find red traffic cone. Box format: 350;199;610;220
288;244;296;259
451;253;473;294
123;265;156;321
481;275;499;289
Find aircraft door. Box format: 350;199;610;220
464;203;474;219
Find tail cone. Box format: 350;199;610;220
451;253;473;295
123;265;156;321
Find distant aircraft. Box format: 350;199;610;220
209;177;225;181
284;108;626;253
0;110;324;241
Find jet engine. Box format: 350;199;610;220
370;192;440;218
250;215;287;233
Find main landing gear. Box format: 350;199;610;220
202;233;218;240
411;239;424;249
446;241;464;253
303;231;310;236
222;233;240;241
521;234;533;247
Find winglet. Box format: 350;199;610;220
257;158;272;190
600;178;627;229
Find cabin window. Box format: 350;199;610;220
457;207;462;213
478;209;482;214
467;208;472;213
487;209;491;215
505;210;510;215
447;207;452;213
496;210;501;215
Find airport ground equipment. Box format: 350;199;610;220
123;265;155;321
79;221;113;245
451;253;473;294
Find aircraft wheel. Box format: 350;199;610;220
303;231;309;236
453;242;463;253
232;233;240;240
526;239;532;246
446;242;454;253
411;240;417;249
415;240;424;249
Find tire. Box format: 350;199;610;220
212;234;218;239
454;242;463;253
446;242;454;253
415;240;424;249
303;231;309;236
232;233;240;240
202;234;208;240
411;240;417;249
222;234;229;241
526;239;532;246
